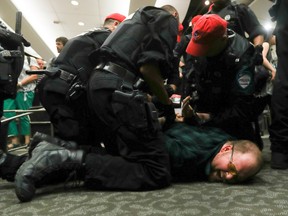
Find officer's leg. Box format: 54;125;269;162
37;77;80;141
86;78;171;190
84;123;171;190
0;150;27;182
15;141;85;202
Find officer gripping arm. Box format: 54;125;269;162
140;63;175;128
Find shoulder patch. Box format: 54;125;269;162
237;72;252;89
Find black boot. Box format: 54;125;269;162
0;149;27;182
15;141;85;202
0;149;7;178
28;132;77;158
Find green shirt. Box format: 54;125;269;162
164;123;235;181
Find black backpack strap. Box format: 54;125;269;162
230;1;245;36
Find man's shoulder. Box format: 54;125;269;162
227;31;254;56
138;5;175;19
232;2;252;14
230;1;247;9
73;28;110;40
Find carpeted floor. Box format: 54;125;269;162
1;137;288;216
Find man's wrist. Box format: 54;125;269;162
199;113;212;125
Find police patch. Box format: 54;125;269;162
237;73;251;89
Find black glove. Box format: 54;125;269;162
164;84;175;97
162;103;176;130
253;45;263;66
151;96;175;130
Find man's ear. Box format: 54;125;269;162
114;21;120;26
220;143;233;153
173;12;179;22
221;33;228;41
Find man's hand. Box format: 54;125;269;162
175;113;184;122
181;96;194;118
181;96;211;124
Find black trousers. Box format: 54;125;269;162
38;76;96;146
269;0;288;153
85;70;171;190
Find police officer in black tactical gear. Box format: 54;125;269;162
207;0;268;148
207;1;267;98
14;5;179;202
181;14;261;149
9;13;125;192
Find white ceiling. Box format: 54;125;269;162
7;0;191;60
1;0;275;62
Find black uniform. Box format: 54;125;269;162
188;30;258;144
85;6;178;190
207;0;265;42
37;28;111;145
269;0;288;166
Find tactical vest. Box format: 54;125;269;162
192;30;255;111
100;6;178;78
54;28;111;83
209;2;245;38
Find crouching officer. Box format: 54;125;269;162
84;5;179;191
14;5;179;202
182;14;262;149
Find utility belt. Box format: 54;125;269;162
96;62;138;90
26;67;77;85
26;67;85;102
59;69;77;84
54;69;84;101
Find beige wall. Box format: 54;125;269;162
0;0;54;61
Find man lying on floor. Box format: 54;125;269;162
0;121;263;202
164;122;263;183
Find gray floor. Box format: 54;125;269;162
1;136;288;216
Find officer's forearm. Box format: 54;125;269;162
140;64;171;105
